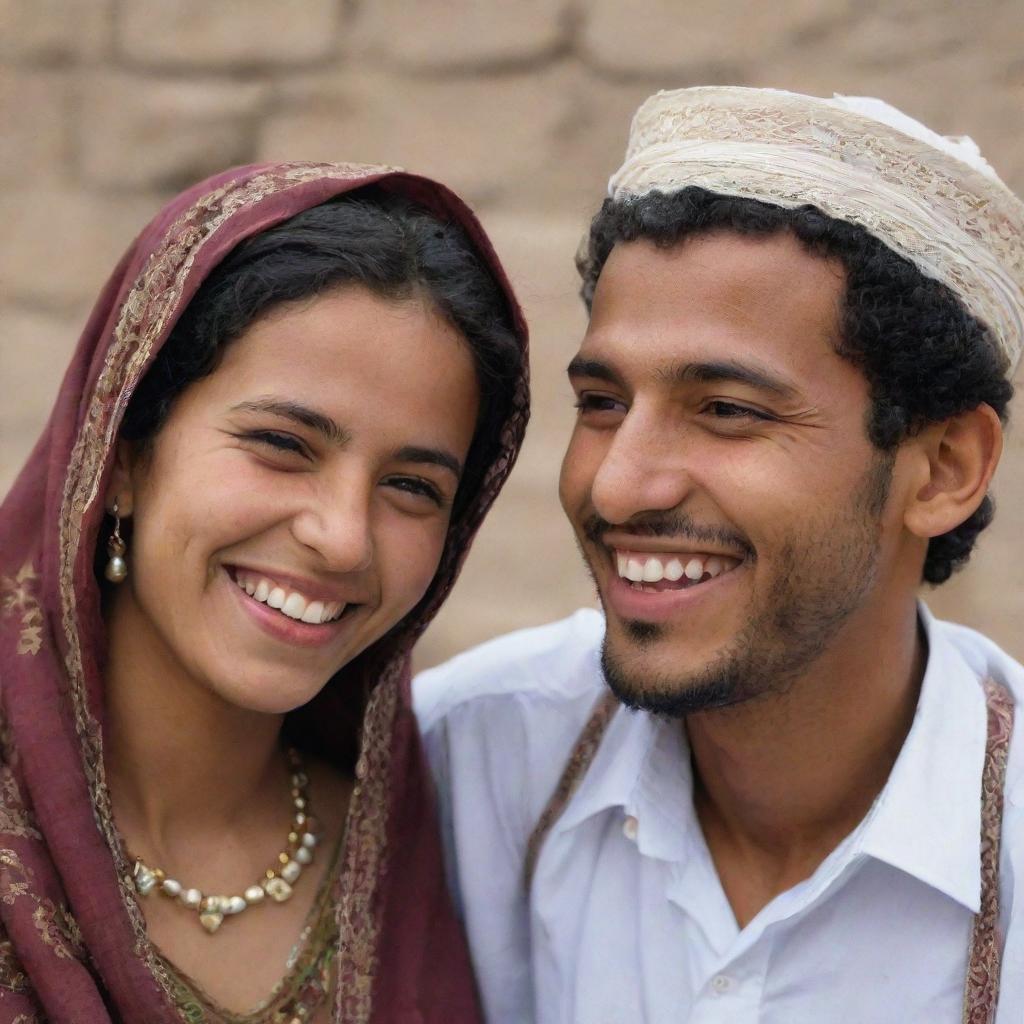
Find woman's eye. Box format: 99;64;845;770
242;430;310;457
385;476;445;508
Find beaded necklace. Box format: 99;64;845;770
130;750;320;935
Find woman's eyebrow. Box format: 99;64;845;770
393;446;463;479
231;399;462;476
230;397;351;445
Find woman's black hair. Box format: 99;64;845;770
578;186;1014;585
120;185;522;521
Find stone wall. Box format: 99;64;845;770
1;0;1022;665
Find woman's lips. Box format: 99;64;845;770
224;569;357;648
231;568;347;625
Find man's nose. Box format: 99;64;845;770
589;417;695;525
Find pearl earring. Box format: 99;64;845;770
105;500;128;584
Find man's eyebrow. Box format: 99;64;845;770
393;446;463;478
566;357;624;386
568;355;799;400
665;360;800;400
230;398;351;445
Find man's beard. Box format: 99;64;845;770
596;451;894;718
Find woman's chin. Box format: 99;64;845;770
205;672;332;717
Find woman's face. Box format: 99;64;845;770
108;285;480;714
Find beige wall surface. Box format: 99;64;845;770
1;0;1022;666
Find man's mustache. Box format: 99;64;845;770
581;511;756;560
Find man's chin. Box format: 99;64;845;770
600;628;744;718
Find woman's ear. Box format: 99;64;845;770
104;440;138;517
903;404;1002;540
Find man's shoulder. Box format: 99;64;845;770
414;608;606;732
930;615;1024;695
931;614;1024;802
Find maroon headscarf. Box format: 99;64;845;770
0;162;529;1022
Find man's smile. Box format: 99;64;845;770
594;542;748;626
611;548;743;588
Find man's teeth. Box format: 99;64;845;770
233;572;344;624
614;551;737;585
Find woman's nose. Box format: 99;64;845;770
290;478;374;573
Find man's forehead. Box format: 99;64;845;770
597;232;844;306
606;87;1024;374
581;234;845;376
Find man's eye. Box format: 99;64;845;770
574;394;624;414
705;401;772;421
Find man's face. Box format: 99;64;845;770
560;230;904;715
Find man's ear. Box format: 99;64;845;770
903;404;1002;540
104;439;138;517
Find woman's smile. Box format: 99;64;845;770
221;564;367;649
112;285;480;715
223;567;359;649
232;569;349;625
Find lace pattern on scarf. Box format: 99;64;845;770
53;162;402;1024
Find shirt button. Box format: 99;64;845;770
711;974;733;994
622;815;639;841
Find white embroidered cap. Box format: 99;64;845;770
609;87;1024;374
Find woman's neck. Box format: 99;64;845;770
103;585;287;856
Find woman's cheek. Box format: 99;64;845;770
387;517;451;611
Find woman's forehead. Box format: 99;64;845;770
177;286;480;450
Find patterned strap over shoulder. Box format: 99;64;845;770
523;690;620;891
525;677;1015;1024
963;678;1014;1024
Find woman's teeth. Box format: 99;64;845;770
233;572;345;624
614;550;740;586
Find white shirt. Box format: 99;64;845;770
415;606;1024;1024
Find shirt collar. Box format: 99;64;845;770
552;604;990;911
554;700;696;862
856;603;988;912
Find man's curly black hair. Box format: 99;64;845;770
578;186;1014;585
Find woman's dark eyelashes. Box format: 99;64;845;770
388;476;446;507
236;431;447;504
240;430;310;455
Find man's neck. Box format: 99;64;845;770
687;599;926;928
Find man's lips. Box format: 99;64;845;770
611;547;743;585
589;542;747;624
601;559;745;623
